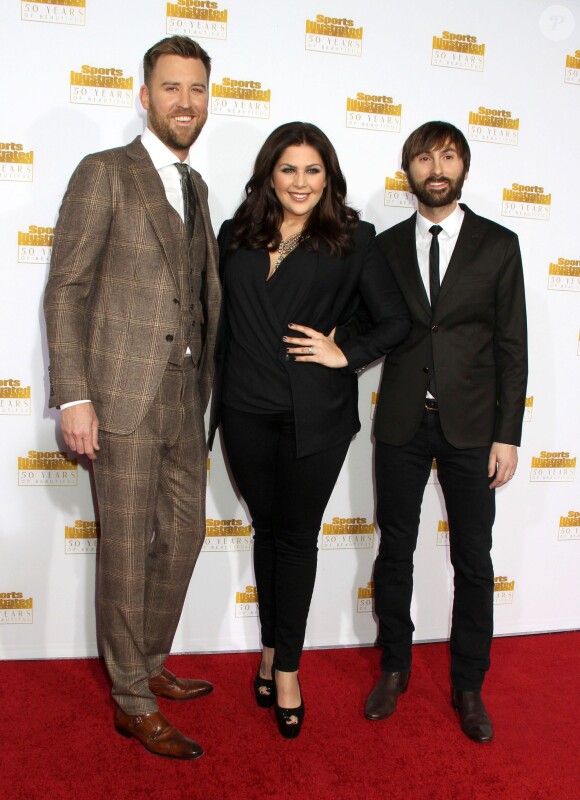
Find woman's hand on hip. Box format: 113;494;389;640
283;323;348;369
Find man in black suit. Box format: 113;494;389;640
365;121;527;742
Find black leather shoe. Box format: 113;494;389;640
452;689;494;743
254;668;276;708
365;670;410;720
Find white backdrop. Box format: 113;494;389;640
1;0;578;659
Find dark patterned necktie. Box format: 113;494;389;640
175;162;196;240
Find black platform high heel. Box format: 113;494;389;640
274;676;304;739
254;668;276;708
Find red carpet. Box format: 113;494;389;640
2;632;578;800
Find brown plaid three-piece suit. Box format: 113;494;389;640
44;137;221;713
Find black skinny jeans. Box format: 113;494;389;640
221;407;350;672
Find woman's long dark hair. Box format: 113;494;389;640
230;122;359;256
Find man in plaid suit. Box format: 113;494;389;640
44;36;221;760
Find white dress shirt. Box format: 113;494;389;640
141;126;189;222
415;203;465;303
415;203;465;398
61;128;190;409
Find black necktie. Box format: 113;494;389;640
428;224;443;398
175;162;196;240
429;224;443;308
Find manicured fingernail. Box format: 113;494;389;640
288;323;294;328
282;336;288;341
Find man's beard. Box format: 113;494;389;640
407;171;466;208
148;105;207;153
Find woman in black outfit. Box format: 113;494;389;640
212;122;410;738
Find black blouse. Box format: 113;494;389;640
212;220;410;458
222;241;316;413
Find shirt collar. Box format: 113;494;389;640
141;126;190;171
416;203;464;239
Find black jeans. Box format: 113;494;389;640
374;410;495;690
221;407;350;672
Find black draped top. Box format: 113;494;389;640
211;220;410;457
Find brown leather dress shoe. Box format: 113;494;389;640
149;667;213;701
452;689;494;743
114;708;203;759
365;670;410;720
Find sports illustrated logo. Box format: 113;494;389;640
346;93;402;132
432;30;485;72
321;516;374;550
530;451;576;482
211;78;271;119
18;225;54;264
0;379;31;416
0;142;33;183
202;518;252;552
502;184;551;221
384;172;416;209
166;0;228;39
468;106;519;146
436;520;450;546
65;520;99;554
427;458;439;484
21;0;86;26
305;14;363;57
565;50;580;85
0;592;33;624
370;390;379;420
235;586;258;618
524;396;534;422
548;258;580;292
494;575;515;605
70;65;133;108
18;451;78;486
357;581;374;613
558;510;580;541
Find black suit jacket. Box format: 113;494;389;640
211;220;410;457
374;204;527;449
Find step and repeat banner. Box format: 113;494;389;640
1;0;579;658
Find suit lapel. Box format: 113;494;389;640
394;213;431;315
438;205;486;303
126;138;180;284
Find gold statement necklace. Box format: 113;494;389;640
274;230;306;271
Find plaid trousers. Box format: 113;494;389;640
93;360;207;714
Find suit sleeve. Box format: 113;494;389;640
43;156;113;407
340;230;411;372
493;233;528;445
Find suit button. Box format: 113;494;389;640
431;325;438;332
173;298;180;305
422;367;429;374
166;334;174;342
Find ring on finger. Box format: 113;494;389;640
308;346;314;354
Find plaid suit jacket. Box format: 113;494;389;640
44;137;221;434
